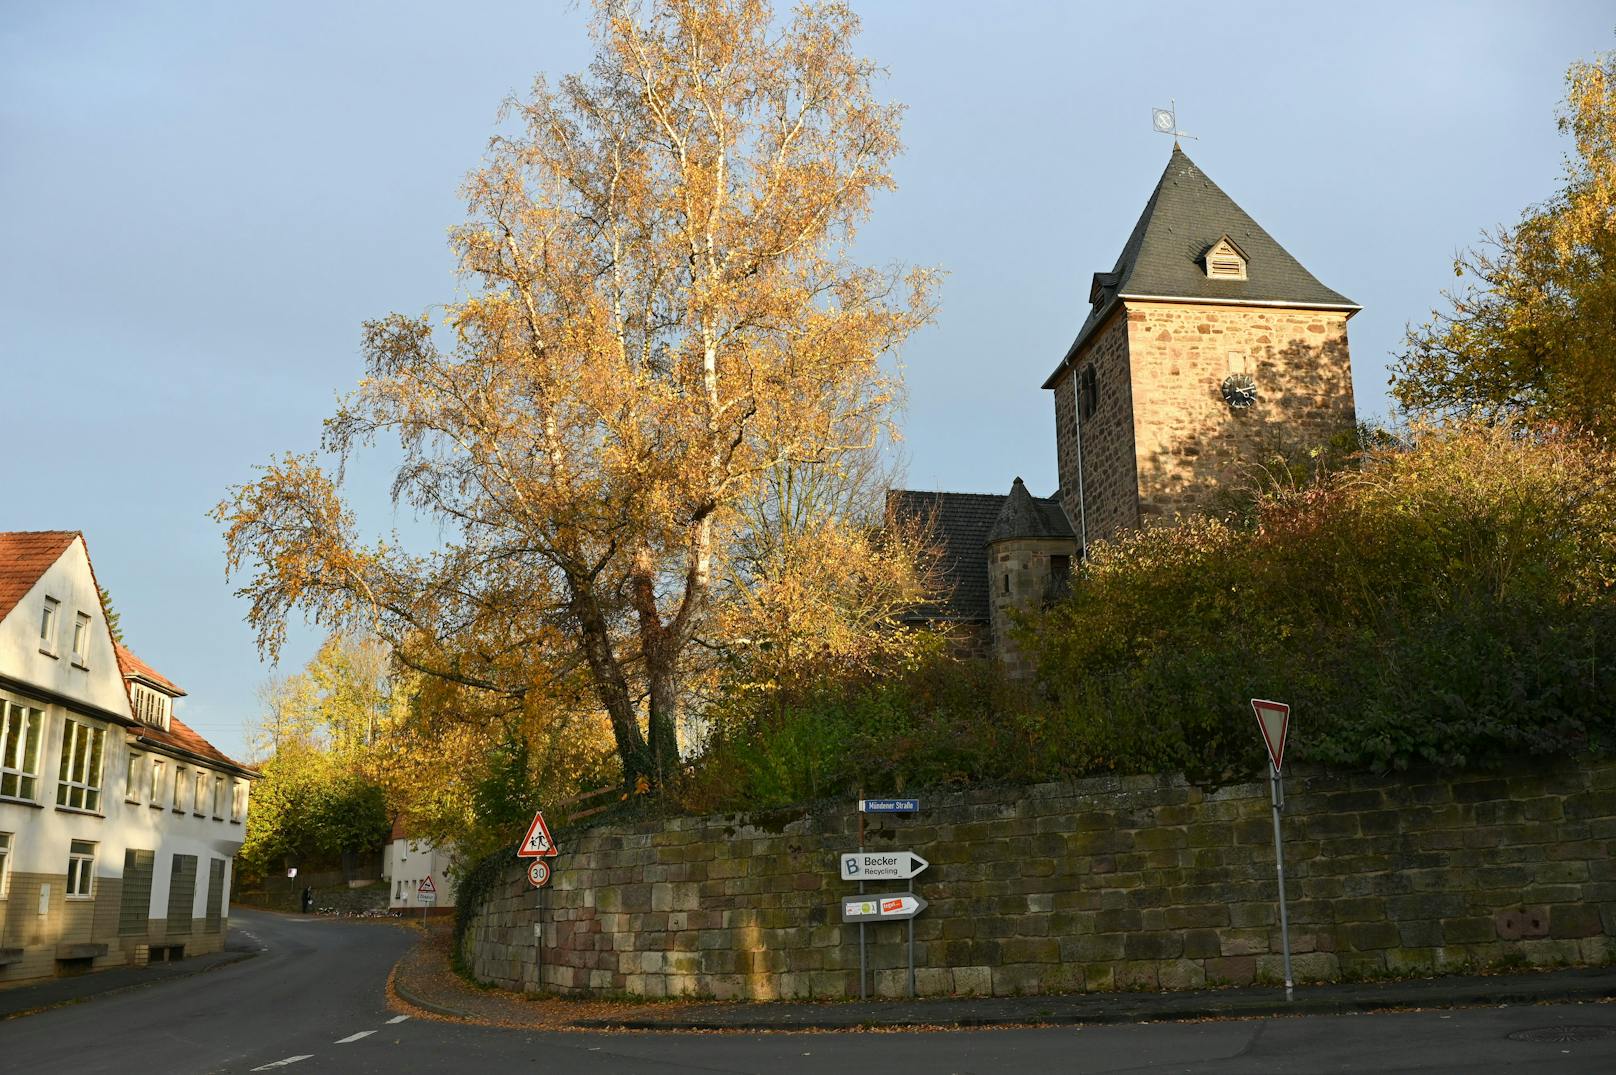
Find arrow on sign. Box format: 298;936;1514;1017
839;851;929;881
1251;698;1291;771
841;892;928;922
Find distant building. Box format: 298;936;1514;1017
381;819;454;911
0;531;256;982
893;147;1359;668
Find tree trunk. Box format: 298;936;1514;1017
646;663;681;791
571;585;654;790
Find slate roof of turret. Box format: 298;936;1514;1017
986;477;1074;543
888;485;1073;623
1044;146;1359;388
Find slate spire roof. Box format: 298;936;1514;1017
1044;146;1359;387
986;477;1074;544
888;483;1073;623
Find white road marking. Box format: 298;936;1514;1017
251;1057;313;1070
386;1015;409;1024
335;1030;376;1044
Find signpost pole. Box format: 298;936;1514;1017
906;873;915;998
857;789;867;1000
1269;760;1294;1002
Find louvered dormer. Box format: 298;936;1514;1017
1203;235;1248;280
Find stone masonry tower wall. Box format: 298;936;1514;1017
1124;301;1356;524
1054;308;1140;546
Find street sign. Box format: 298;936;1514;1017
417;876;437;904
527;859;552;888
1251;698;1291;772
839;850;929;881
841;893;928;922
517;810;559;858
858;798;919;813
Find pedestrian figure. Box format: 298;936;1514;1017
301;886;313;914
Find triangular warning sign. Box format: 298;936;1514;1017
1251;699;1291;771
517;810;559;858
417;875;437;894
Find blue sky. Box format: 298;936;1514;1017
2;1;1609;760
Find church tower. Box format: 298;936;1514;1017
1044;147;1359;548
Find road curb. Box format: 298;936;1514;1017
0;949;260;1021
568;972;1616;1032
392;978;483;1022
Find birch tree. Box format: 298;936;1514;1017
216;0;933;791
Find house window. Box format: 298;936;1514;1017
150;758;166;807
71;612;91;666
0;832;11;899
1078;365;1098;420
39;597;59;653
126;751;145;803
0;700;44;801
212;776;225;819
193;770;206;815
173;766;187;811
132;686;170;731
231;781;245;823
66;839;96;899
56;719;106;812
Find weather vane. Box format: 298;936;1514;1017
1151;99;1197;142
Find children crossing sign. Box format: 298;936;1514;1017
517;810;558;858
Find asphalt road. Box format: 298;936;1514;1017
0;909;1613;1073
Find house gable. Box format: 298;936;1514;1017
0;532;135;722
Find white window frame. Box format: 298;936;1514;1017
193;769;206;816
0;832;11;899
56;718;106;813
71;611;91;667
150;757;166;808
126;751;144;804
39;597;59;655
0;698;44;803
66;839;95;899
172;765;187;812
212;775;225;820
231;780;245;823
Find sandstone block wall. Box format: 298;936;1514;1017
463;759;1616;1000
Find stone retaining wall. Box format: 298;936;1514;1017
463;759;1616;999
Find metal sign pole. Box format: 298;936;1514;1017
1269;761;1294;1001
536;882;544;991
906;872;916;998
857;793;867;1000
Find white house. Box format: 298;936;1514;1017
0;531;255;982
381;818;455;911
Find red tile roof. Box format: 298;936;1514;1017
115;642;186;697
115;643;255;777
134;714;255;776
0;531;78;627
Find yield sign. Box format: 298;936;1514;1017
1251;698;1291;771
517;810;559;858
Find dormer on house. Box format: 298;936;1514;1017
1202;234;1249;280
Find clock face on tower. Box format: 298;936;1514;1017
1221;373;1258;410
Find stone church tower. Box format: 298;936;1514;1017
1045;146;1359;548
891;146;1359;665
